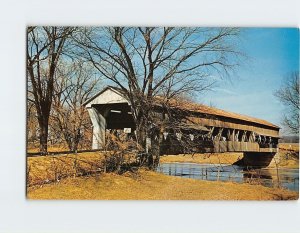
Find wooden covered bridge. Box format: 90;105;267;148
84;87;280;166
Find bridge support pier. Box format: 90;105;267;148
234;152;278;168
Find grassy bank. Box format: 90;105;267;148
27;150;298;200
27;169;298;200
160;151;299;169
278;143;299;152
27;146;70;153
27;151;136;186
27;151;244;187
160;152;243;165
27;152;105;186
275;151;299;169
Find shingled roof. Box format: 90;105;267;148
161;98;280;129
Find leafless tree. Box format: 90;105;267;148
275;72;299;135
27;26;75;154
27;100;39;147
74;27;241;167
51;60;101;152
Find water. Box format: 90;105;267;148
157;163;299;192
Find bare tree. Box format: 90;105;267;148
27;26;75;154
27;100;39;147
75;27;241;167
51;60;101;152
275;72;299;135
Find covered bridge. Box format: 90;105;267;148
84;86;280;157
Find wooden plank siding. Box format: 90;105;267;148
212;141;278;153
189;116;279;138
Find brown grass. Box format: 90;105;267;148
27;152;105;186
160;152;243;165
27;152;298;200
278;143;299;152
27;152;136;186
276;152;299;169
27;169;298;200
27;143;72;153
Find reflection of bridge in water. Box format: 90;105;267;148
84;86;280;167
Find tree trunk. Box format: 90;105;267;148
135;120;162;169
64;133;78;153
38;118;49;155
153;132;162;168
134;119;154;168
73;128;81;152
149;130;162;169
132;105;160;169
135;120;147;149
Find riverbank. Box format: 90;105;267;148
160;153;243;165
27;169;298;200
160;151;299;169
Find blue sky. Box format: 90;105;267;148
201;28;299;132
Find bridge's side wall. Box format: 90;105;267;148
212;141;277;153
189;116;279;138
186;113;280;153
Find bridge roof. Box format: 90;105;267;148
163;98;280;129
84;86;280;130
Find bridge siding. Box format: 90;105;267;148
212;141;277;153
189;116;279;138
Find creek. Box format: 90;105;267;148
157;162;299;192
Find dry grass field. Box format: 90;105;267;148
27;169;298;200
27;152;105;186
160;152;243;165
27;146;69;153
275;152;299;169
277;143;299;169
278;143;299;152
27;150;298;200
27;152;136;186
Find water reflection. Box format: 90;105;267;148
157;163;299;192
